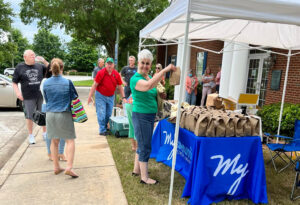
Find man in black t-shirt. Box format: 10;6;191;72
12;50;49;144
120;56;137;98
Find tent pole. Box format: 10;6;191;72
276;49;291;143
168;6;191;205
138;35;142;53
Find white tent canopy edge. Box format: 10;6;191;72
139;0;300;204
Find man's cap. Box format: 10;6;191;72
106;57;114;63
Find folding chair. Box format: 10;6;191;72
266;120;300;173
291;161;300;200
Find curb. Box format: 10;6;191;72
0;125;41;188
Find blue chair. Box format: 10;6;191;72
266;120;300;173
291;161;300;200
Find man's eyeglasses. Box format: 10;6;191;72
141;61;150;66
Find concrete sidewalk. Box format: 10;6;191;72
0;105;128;205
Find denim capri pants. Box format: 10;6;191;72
132;112;156;162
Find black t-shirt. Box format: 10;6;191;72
121;66;137;85
121;66;137;98
12;62;46;100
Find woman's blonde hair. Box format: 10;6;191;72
50;58;64;76
156;63;162;70
205;67;211;75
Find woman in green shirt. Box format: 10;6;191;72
130;49;176;185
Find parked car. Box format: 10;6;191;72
4;68;15;76
0;74;23;110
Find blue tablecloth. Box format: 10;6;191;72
150;119;268;205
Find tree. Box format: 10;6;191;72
32;29;65;61
1;28;31;70
0;0;15;71
10;28;31;65
19;0;169;69
65;39;98;72
0;0;13;33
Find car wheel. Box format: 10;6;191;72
17;100;23;111
5;72;9;76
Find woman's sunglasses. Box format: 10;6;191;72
156;67;161;69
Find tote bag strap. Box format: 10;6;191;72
68;79;78;101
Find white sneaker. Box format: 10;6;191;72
29;135;36;144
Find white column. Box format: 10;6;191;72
174;38;190;100
228;43;249;101
219;41;234;98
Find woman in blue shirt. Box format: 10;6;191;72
43;58;78;178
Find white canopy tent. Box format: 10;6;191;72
139;0;300;204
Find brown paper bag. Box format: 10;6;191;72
169;66;181;85
215;116;226;137
249;117;260;136
184;106;197;130
234;117;246;137
179;110;187;128
206;93;223;108
223;116;234;137
206;117;216;137
194;114;210;136
244;117;252;136
185;112;198;132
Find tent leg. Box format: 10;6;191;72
276;49;291;143
138;35;142;53
168;7;191;205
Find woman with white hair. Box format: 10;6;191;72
130;49;176;185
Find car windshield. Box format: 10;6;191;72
0;75;12;83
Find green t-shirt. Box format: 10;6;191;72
130;72;157;114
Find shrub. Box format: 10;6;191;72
257;103;300;137
165;78;174;100
66;71;92;76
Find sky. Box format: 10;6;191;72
4;0;72;44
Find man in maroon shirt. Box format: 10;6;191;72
88;57;126;135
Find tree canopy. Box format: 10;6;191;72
20;0;169;69
1;28;31;70
0;0;15;69
65;39;98;72
32;29;64;61
0;0;13;32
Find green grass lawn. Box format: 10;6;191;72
107;135;299;205
73;80;94;87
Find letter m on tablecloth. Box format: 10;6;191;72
211;154;249;195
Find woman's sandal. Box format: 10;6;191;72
132;172;139;176
54;168;65;175
65;169;79;178
140;179;159;185
132;171;150;177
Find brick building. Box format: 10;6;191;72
156;41;300;107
